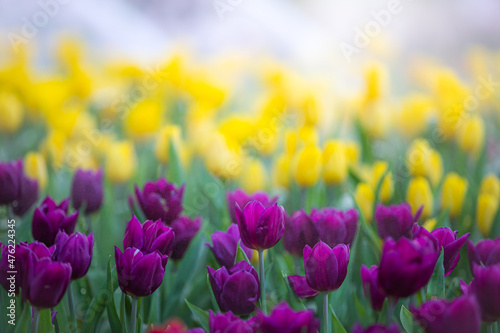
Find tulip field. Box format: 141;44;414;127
1;40;500;333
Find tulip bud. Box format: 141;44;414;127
354;183;375;223
360;265;387;312
283;210;319;257
407;177;433;219
294;143;322;187
207;261;260;315
170;216;201;261
457;115;484;156
123;216;175;256
208;310;256;333
369;161;394;203
398;93;433;139
428;150;443;188
272;154;292;189
226;189;277;225
440;173;468;218
24;152;48;191
322;140;348;185
466;238;500;274
134;179;185;225
412;295;481;333
0;159;23;205
235;201;285;251
124;99;163;140
239;158;268;194
309;207;359;247
0;90;24;134
53;231;94;280
479;174;500;200
105;141;137;183
206;224;253;268
114;247;167;297
351;323;400;333
12;172;39;217
154;125;183;164
476;193;498;236
71;168;103;215
471;264;500;322
375;203;419;241
32;197;78;246
255;302;320;333
431;227;469;276
406;139;432;178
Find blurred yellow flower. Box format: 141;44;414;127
299;93;320;126
204;133;242;180
476;193;499;236
369;161;394;203
344;142;361;166
354;182;375;223
399;94;433;138
24;152;48;190
407;177;433;219
428;150;444;187
479;174;500;200
440;173;468;218
284;130;298;157
272;154;291;189
364;63;386;102
240;158;267;194
294;144;322;187
422;218;437;231
105;141;137;183
456;115;484;156
155;125;183;164
298;126;319;146
124;99;163;140
322;140;348;185
0;90;24;134
219;116;255;147
406;139;432;178
41;130;67;168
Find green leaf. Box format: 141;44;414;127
235;240;251;264
38;309;55;333
185;299;209;332
329;305;347;333
13;303;30;333
167;140;185;184
372;168;390;214
426;250;445;299
106;257;122;333
400;305;422;333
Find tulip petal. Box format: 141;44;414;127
287;275;319;299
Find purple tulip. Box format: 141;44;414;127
206;224;253;268
170;216;201;261
123;216;175;256
310;207;359;247
351;323;401;333
375;203;422;241
207;260;260;316
288;241;349;297
360;265;387;312
431;227;469;276
226;189;278;224
254;302;320;333
52;231;94;280
12;172;38;217
0;159;22;205
134;179;184;225
24;257;72;309
71;168;103;215
32;197;79;246
412;295;481;333
114;246;167;297
283;210;319;257
470;264;500;322
235;201;285;251
466;238;500;275
208;310;256;333
378;232;439;298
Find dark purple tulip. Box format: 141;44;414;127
459;279;470;295
283;210;319;257
123;216;175;256
411;295;481;333
114;246;167;297
53;231;94;280
226;189;278;224
360;265;387;312
0;159;22;205
431;227;469;276
255;302;320;333
24;257;72;309
467;238;500;275
206;224;253;268
351;323;401;333
235;201;285;251
287;275;319;299
471;264;500;322
71;168;103;215
208;310;256;333
207;260;260;316
32;197;79;246
12;172;38;217
134;179;184;225
378;233;439;298
310;207;359;247
170;216;201;261
375;203;421;241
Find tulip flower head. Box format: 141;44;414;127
206;224;253;268
283;210;319;257
53;231;94;280
375;203;421;241
360;265;387;312
254;302;320;333
466;238;500;274
208;310;256;333
123;216;175;256
431;227;469;276
32;197;79;246
226;189;277;224
0;159;23;205
71;168;103;215
170;216;201;260
470;264;500;322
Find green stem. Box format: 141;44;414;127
67;283;77;330
323;293;330;333
300;187;307;211
131;297;138;333
294;257;301;275
487;323;493;333
32;307;40;333
258;250;266;314
387;298;395;323
85;215;92;234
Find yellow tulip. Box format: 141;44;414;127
359;101;391;139
204;133;242;180
364;63;385;102
298;126;319;146
251;115;279;155
354;182;375;223
272;154;291;188
369;161;394;203
406;139;432;178
407;177;433;219
479;174;500;200
155;125;182;164
219;117;255;146
440;173;468;218
294;144;322;187
323;140;348;185
285;130;298;157
105;141;137;183
124;99;163;140
344;142;361;166
476;193;499;236
41;130;67;169
399;94;433;138
456;115;484;156
300;93;320;126
240;159;267;194
185;76;226;109
24;152;48;190
0;90;24;134
428;150;444;187
422;218;437;231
